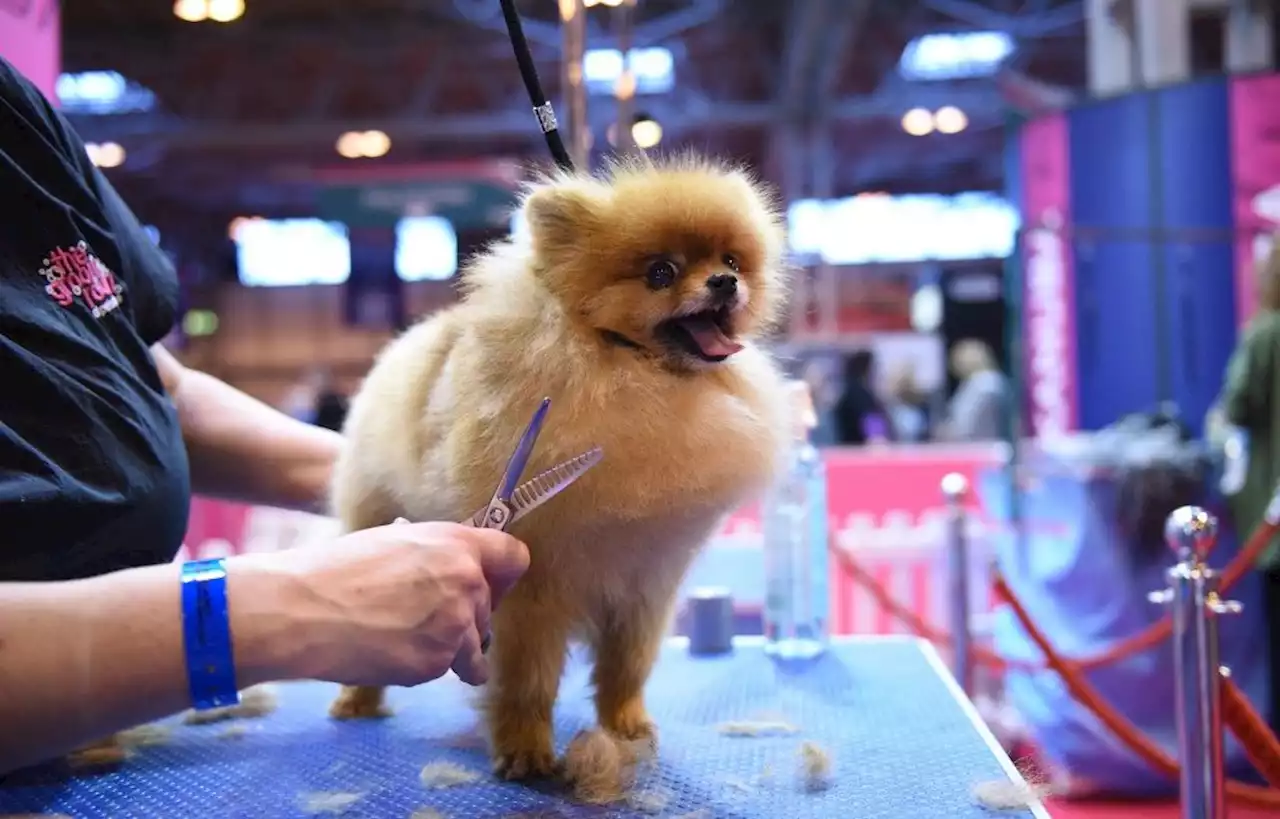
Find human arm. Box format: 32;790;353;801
0;554;296;774
151;344;344;513
1221;315;1280;431
0;522;530;774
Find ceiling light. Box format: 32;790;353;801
206;0;244;22
933;106;968;134
613;71;636;100
227;215;263;241
901;107;934;136
360;130;391;158
86;141;126;169
336;130;392;159
173;0;208;22
631;117;662;149
910;283;944;333
336;132;364;159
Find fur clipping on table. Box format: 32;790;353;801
971;760;1062;812
714;719;800;737
183;685;278;725
297;790;365;815
417;761;482;789
798;741;833;792
971;779;1059;811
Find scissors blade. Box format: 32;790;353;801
493;397;552;502
464;446;602;528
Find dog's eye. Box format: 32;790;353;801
722;253;740;272
646;259;678;290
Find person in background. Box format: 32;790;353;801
279;367;328;423
884;360;929;443
937;339;1006;442
834;349;892;445
1217;235;1280;733
801;358;839;446
313;382;350;432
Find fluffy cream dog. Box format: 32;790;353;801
327;154;794;780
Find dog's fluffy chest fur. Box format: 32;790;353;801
491;343;790;615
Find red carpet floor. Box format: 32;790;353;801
1045;798;1280;817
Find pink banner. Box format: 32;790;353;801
0;0;60;101
1229;74;1280;325
1020;114;1079;438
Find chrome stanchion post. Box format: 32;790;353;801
942;472;973;695
1149;506;1240;819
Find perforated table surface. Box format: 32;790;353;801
0;636;1049;819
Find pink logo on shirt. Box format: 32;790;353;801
39;241;125;318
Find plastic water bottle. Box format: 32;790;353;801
762;380;830;661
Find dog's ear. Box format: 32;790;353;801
523;181;601;259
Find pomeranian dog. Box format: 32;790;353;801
327;154;794;780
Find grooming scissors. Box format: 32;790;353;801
398;398;599;652
463;397;602;530
464;397;602;651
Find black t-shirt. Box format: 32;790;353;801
0;58;190;581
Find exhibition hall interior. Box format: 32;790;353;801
2;0;1280;816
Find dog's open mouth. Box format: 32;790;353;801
656;306;744;362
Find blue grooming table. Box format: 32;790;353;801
0;637;1049;819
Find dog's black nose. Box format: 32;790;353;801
706;274;738;298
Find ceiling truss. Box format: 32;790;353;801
59;0;1085;223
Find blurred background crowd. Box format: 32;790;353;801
5;0;1280;815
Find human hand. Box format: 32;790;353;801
242;521;529;688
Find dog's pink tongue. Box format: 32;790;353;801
680;316;744;358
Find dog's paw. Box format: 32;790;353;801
492;747;559;781
602;698;659;756
328;687;391;720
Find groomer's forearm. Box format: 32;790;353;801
175;369;343;512
0;555;302;774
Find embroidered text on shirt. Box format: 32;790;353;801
39;241;125;318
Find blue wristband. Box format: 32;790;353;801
180;558;241;711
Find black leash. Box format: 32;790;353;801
498;0;576;172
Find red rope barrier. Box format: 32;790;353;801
831;516;1280;673
829;521;1280;806
832;548;1024;670
989;569;1280;807
1221;677;1280;789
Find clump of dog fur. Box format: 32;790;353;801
326;152;795;783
